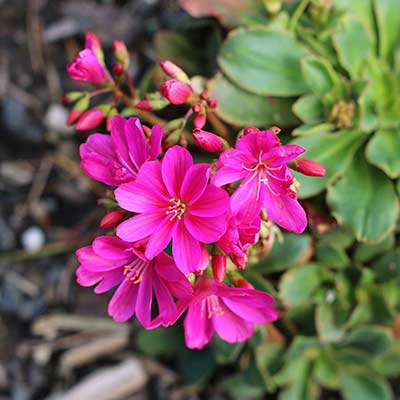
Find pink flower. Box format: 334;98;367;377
292;158;326;177
193;128;226;153
76;236;192;327
177;277;279;349
160;79;192;105
115;146;230;274
80;115;163;186
67;49;107;84
212;130;307;234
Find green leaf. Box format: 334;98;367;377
316;302;346;343
341;372;392;400
317;226;354;250
354;232;395;262
292;122;335;136
209;74;298;126
314;350;341;389
136;325;182;357
344;326;393;356
219;28;309;96
292;131;366;198
374;0;400;63
327;147;399;242
373;343;400;377
214;337;244;364
252;233;311;273
315;243;350;269
222;375;265;400
292;95;324;124
178;347;216;384
279;264;322;306
373;248;400;282
333;17;374;79
366;129;400;178
301;57;338;96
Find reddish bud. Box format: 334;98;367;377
67;109;84;125
76;109;105;132
236;278;254;289
160;60;189;83
113;62;124;76
200;91;209;100
293;158;326;177
135;98;153;111
270;126;281;135
212;254;226;282
243;126;260;135
192;103;201;113
231;254;247;270
160;79;192;105
100;210;126;229
85;32;102;53
208;98;217;109
193;113;206;129
193;128;225;153
113;40;129;70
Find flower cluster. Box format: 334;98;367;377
67;33;326;349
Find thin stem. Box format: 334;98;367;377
289;0;310;30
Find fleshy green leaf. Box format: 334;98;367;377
373;248;400;282
292;131;366;198
373;0;400;63
316;302;346;343
292;95;324;124
219;28;309;96
366;128;400;178
327;147;399;242
301;57;338;96
279;264;322;306
341;372;392;400
333;17;374;79
344;326;393;356
209;74;298;126
354;232;395;262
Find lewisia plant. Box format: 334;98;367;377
66;32;326;349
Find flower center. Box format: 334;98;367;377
123;258;149;284
165;198;186;221
206;295;224;319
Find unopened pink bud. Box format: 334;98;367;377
100;210;126;229
270;126;281;135
113;63;124;76
113;40;129;70
231;254;247;270
243;126;260;135
67;109;84;125
208;98;217;109
193;128;224;153
236;278;254;289
193;113;206;129
160;79;192;105
294;158;326;177
85;32;102;52
76;109;104;132
135;98;152;111
212;254;226;282
160;60;189;83
200;91;209;100
67;49;107;84
192;103;201;113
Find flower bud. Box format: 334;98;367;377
85;32;105;64
243;126;260;135
236;278;254;289
208;98;217;109
200;91;209;100
193;128;227;153
76;109;105;132
160;60;190;83
113;40;129;71
113;63;124;76
212;254;226;282
100;210;126;229
62;91;84;105
160;79;192;105
290;158;326;177
67;109;84;125
67;49;107;84
193;113;206;129
135;98;152;111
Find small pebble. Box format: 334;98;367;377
21;226;45;253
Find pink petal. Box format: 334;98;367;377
180;164;210;205
263;186;307;234
212;301;254;343
116;211;165;242
184;300;214;349
115;180;167;213
189;185;229;217
76;246;120;272
80;133;115;160
161;146;193;198
135;267;153;328
133;161;170;199
80;155;120;186
152;274;177;327
110;116;131;169
184;213;227;243
94;270;125;294
148;125;163;159
76;265;103;287
108;279;139;322
263;144;305;167
92;236;132;260
172;222;201;274
212;166;246;187
230;177;263;222
145;216;178;259
125;117;147;170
